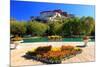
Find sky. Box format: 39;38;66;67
10;0;95;21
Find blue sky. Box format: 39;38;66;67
10;0;95;21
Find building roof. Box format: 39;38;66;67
40;9;75;17
40;9;63;14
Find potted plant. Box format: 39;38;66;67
83;36;89;47
11;35;23;48
76;36;90;47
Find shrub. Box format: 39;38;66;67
35;45;52;53
11;36;22;41
48;57;61;64
26;51;37;56
74;47;82;54
43;51;63;58
83;36;89;40
48;35;62;41
61;45;74;51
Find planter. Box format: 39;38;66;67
13;40;23;47
14;40;23;44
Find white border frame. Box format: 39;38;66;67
0;0;99;67
18;0;95;5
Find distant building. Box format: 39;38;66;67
31;9;75;22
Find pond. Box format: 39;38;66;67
22;37;95;43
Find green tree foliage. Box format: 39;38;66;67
10;16;95;37
80;16;95;35
27;21;48;36
10;20;27;36
48;21;63;35
62;18;72;36
62;17;95;36
71;17;81;35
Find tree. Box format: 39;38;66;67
48;21;63;35
62;17;83;36
10;20;27;36
27;21;48;36
10;16;95;37
62;18;73;36
90;26;95;36
71;17;81;35
80;16;95;35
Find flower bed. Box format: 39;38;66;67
25;45;82;64
48;35;62;41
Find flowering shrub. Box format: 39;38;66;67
83;36;89;40
35;45;52;53
61;45;74;51
51;47;61;51
48;35;62;41
43;51;64;58
11;36;22;41
25;45;82;64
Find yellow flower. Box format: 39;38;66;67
74;47;81;50
51;47;61;51
29;48;36;52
